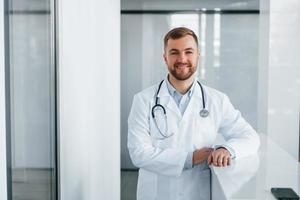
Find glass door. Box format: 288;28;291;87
5;0;57;199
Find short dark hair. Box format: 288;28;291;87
164;27;199;49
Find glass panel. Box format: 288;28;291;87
6;0;57;199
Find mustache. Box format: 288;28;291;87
174;62;191;67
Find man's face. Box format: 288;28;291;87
163;35;199;81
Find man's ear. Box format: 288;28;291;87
163;53;167;63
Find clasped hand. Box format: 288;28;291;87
193;147;231;167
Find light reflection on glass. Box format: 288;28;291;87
200;13;206;79
169;14;199;34
213;13;221;68
268;109;276;115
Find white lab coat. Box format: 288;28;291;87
127;79;260;200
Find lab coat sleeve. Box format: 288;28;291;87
217;94;260;159
127;94;188;177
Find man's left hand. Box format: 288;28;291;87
207;147;231;167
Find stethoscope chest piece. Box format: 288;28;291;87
200;109;209;118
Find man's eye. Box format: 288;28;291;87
186;51;193;54
170;52;178;55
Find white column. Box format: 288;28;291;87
57;0;120;199
0;0;8;199
266;0;300;159
259;0;300;158
257;0;270;135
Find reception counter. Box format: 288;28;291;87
211;134;300;200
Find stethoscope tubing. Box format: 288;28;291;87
151;79;209;139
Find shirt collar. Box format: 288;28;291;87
165;74;195;98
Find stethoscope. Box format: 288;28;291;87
151;80;209;139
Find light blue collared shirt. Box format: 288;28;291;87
165;76;195;116
165;75;235;170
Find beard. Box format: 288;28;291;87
169;62;196;81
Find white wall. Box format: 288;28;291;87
257;0;270;135
260;0;300;158
0;0;8;199
58;0;120;199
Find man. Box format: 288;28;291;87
127;27;260;200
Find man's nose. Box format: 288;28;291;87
177;52;187;62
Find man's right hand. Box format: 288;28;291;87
192;147;214;166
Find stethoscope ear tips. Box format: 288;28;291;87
200;109;209;118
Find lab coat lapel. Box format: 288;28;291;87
157;81;182;119
181;80;203;121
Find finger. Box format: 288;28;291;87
212;153;219;166
223;156;228;167
227;157;231;166
217;155;224;167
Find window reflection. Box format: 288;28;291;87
213;13;221;68
200;13;207;79
169;14;199;34
6;0;57;199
